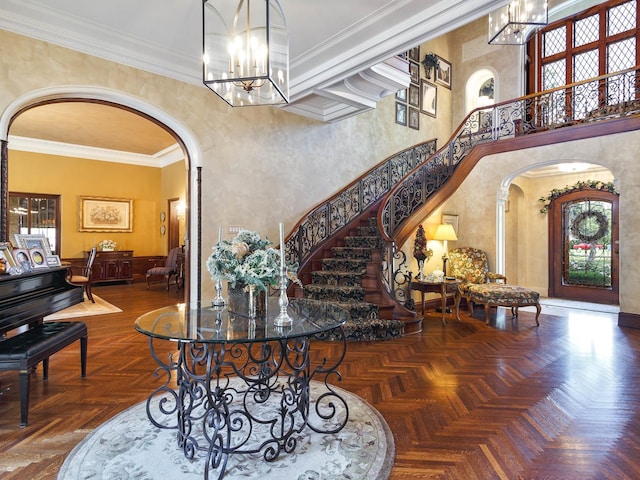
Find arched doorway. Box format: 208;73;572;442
0;86;202;303
548;188;619;304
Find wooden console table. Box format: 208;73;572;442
411;279;461;325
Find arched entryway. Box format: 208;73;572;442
0;86;202;303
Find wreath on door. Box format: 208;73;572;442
570;210;608;242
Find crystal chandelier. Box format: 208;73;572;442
488;1;548;45
203;0;289;106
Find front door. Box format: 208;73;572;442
548;188;619;304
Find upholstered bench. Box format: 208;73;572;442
466;284;541;326
0;321;88;426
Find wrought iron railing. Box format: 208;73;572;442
379;66;640;241
284;140;438;269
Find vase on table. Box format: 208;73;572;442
227;283;266;318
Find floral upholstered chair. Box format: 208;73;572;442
447;247;540;325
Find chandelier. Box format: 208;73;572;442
488;1;548;45
203;0;289;106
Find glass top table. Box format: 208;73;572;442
135;297;349;344
135;297;350;480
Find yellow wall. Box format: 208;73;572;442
8;149;185;258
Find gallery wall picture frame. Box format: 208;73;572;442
409;107;420;130
395;88;407;102
435;56;452;89
409;62;419;85
0;242;17;268
408;46;420;62
408;83;420;107
28;248;48;269
79;196;133;232
14;233;53;255
442;213;459;235
420;79;437;117
395;102;407;126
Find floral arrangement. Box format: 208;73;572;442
206;229;300;291
97;239;117;251
539;180;617;213
413;224;428;261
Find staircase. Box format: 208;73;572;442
302;216;405;341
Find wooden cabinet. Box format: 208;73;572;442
89;250;134;284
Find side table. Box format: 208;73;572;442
410;279;461;325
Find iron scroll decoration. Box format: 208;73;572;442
570;210;608;243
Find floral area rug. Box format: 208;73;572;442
58;380;394;480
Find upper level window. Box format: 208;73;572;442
528;0;639;94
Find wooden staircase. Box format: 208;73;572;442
300;213;416;341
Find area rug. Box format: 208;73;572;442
44;294;122;320
57;380;394;480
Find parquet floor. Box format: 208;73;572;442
1;281;639;479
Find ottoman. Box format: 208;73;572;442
466;284;541;326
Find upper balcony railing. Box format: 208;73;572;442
379;66;640;241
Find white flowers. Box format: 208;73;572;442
98;239;116;251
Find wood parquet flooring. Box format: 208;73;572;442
1;282;639;479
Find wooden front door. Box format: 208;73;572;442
548;189;619;304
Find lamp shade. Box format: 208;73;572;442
433;223;458;242
203;0;289;106
488;0;548;45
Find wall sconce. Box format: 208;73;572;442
488;0;548;45
433;223;458;275
202;0;289;106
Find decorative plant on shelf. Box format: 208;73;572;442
421;53;439;79
538;180;617;213
206;229;301;292
97;239;116;251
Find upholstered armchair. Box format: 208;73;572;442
146;246;182;291
447;247;540;325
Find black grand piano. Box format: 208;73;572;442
0;267;85;426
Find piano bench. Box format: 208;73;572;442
0;321;88;427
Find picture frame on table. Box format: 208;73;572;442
29;248;49;269
395;102;407;126
46;255;62;267
14;233;53;255
420;79;437;117
442;213;459;235
13;248;32;271
0;242;17;268
79;196;133;232
408;107;420;130
408;84;420;107
435;56;452;89
409;62;419;85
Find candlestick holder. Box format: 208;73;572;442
212;278;226;307
274;268;292;327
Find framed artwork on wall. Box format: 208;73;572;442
79;196;133;232
408;46;420;62
420;80;437;117
408;84;419;107
409;62;419;85
395;102;407;126
395;88;407;102
435;56;452;89
409;107;420;130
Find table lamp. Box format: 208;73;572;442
433;223;458;276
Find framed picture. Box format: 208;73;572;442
442;213;459;235
13;248;32;271
29;248;48;269
80;196;133;232
0;242;16;268
395;102;407;126
395;88;407;102
420;79;437;117
409;62;419;85
408;46;420;62
435;56;452;89
46;255;62;267
408;84;419;107
14;233;52;255
408;107;420;130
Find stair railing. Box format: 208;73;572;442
377;66;640;304
285;139;438;270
